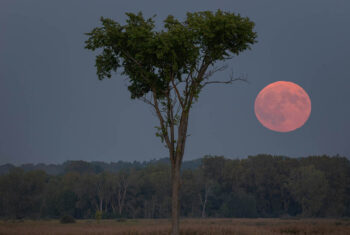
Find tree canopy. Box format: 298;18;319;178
85;10;257;100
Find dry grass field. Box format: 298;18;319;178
1;218;350;235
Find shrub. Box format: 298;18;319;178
116;218;127;222
60;215;76;224
95;210;102;222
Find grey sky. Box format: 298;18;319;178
1;0;349;165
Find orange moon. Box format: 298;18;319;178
254;81;311;132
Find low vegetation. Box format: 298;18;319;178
0;218;350;234
60;215;76;224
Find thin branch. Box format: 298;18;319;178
202;71;248;88
172;90;178;108
120;49;143;68
170;74;185;109
202;77;247;86
166;89;175;161
182;71;192;99
202;64;228;80
139;96;155;107
151;89;171;150
119;49;155;87
184;55;210;109
139;94;159;118
174;100;182;120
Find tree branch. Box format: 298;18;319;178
170;75;185;109
184;55;210;109
139;95;155;107
166;89;175;163
119;48;154;86
201;72;248;88
151;89;172;150
202;64;228;80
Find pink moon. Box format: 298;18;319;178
254;81;311;132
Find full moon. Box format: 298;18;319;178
254;81;311;132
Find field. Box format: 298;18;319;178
1;218;350;235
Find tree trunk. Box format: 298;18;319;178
171;162;181;235
201;195;207;218
118;177;128;216
200;183;210;218
99;198;103;212
170;110;190;234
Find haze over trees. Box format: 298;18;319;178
0;154;349;220
84;9;257;234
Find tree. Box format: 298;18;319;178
85;10;257;234
287;165;329;217
220;190;258;218
111;170;130;217
0;169;47;219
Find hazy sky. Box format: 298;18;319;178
1;0;350;165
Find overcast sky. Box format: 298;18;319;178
1;0;349;165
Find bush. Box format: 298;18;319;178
95;210;102;222
116;218;127;222
60;215;76;224
280;214;294;220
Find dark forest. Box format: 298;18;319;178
1;155;349;220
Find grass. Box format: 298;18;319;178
0;218;350;234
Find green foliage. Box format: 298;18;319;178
0;169;47;219
185;10;256;60
57;190;78;216
84;10;257;99
287;165;329;217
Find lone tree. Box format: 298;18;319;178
85;10;256;234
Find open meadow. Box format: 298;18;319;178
1;218;350;235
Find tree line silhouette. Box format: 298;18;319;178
0;154;349;219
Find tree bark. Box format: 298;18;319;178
171;161;181;235
170;101;191;234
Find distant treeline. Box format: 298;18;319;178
0;154;349;219
0;158;201;175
